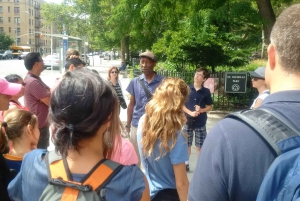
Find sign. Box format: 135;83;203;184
225;72;247;93
204;78;215;93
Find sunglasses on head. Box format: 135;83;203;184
252;77;265;81
111;71;118;74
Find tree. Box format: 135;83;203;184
0;33;14;50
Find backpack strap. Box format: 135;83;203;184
82;159;124;192
46;151;124;199
138;78;152;100
226;108;300;156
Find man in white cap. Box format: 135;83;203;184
0;77;21;201
249;67;269;109
126;51;164;167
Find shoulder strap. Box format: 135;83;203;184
46;152;123;192
138;79;152;100
226;108;300;156
83;159;124;192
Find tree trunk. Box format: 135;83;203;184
125;35;130;61
121;38;125;61
256;0;276;45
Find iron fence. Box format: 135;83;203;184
133;69;257;111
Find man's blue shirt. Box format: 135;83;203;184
188;90;300;201
185;84;213;128
126;73;164;127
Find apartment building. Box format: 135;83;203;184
0;0;53;53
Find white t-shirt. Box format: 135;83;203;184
250;90;270;109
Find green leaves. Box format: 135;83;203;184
0;33;15;50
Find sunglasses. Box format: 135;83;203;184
111;71;118;74
252;77;265;81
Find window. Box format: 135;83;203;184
0;6;2;13
9;27;11;32
14;17;20;24
0;27;3;32
29;39;31;44
8;17;10;22
0;17;3;23
8;6;10;12
17;38;20;44
14;7;19;13
14;0;19;2
29;18;30;25
17;27;20;33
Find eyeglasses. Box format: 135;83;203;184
195;73;204;77
252;77;265;81
111;71;118;74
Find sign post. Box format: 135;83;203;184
225;73;247;93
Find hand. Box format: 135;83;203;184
190;111;199;117
125;126;131;134
195;105;201;113
69;55;79;59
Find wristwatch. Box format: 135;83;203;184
125;125;131;128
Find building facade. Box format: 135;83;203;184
0;0;53;54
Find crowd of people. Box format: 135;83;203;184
0;3;300;201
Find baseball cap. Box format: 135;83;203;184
139;51;158;62
0;78;22;95
249;67;266;79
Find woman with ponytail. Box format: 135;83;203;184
0;110;39;173
137;77;190;201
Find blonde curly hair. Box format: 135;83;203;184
141;77;189;158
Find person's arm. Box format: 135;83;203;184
195;105;212;113
40;96;50;106
182;105;199;117
126;95;135;133
252;98;263;109
140;175;150;201
173;163;189;201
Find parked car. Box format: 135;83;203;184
43;55;60;69
81;54;90;66
103;55;111;60
18;52;30;60
0;50;13;60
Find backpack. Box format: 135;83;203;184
39;151;123;201
226;108;300;201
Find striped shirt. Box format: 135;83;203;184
24;73;50;128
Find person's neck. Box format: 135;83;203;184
270;75;300;93
29;70;40;77
10;98;21;105
257;85;269;94
66;135;104;174
10;139;32;157
144;72;155;83
194;82;202;90
110;77;118;85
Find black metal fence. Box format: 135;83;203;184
133;69;257;111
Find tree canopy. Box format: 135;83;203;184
0;33;15;50
41;0;300;71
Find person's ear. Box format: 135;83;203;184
69;64;75;71
26;124;33;136
267;44;276;70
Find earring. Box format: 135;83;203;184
104;128;113;147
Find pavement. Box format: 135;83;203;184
0;57;227;181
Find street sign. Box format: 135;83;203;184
225;72;247;93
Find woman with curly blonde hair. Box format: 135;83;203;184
137;77;190;201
